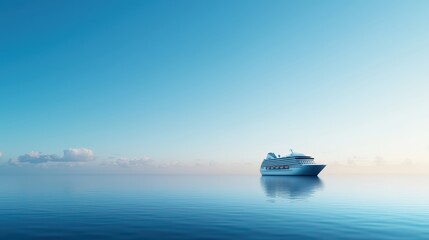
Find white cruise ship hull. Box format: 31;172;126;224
260;164;326;176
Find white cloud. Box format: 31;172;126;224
102;157;221;172
15;151;61;164
10;148;94;165
108;157;152;168
192;158;216;167
0;151;3;158
63;148;94;162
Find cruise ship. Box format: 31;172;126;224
260;150;326;176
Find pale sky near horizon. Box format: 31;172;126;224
1;0;429;174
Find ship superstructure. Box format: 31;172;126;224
260;150;325;176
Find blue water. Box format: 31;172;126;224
0;175;428;239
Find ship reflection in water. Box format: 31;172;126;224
260;176;323;199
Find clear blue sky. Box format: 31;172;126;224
1;0;428;173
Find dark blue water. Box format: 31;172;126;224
0;175;428;239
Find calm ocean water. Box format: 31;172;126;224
0;175;428;239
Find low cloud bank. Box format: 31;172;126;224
107;157;153;168
63;148;94;162
10;148;94;165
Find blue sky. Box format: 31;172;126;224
1;0;429;174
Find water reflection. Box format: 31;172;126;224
260;176;323;199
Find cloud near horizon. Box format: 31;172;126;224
9;148;94;165
106;157;153;168
103;157;220;169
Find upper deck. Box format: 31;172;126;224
262;152;316;167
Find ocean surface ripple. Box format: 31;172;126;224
0;175;428;239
